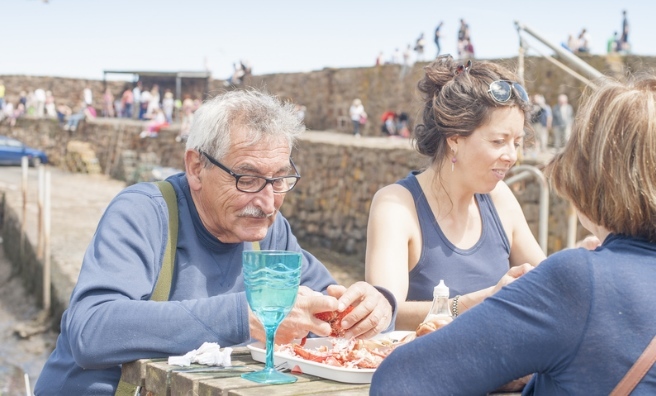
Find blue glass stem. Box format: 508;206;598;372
264;324;277;370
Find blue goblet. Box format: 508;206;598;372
242;250;302;384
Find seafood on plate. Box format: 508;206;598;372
277;336;407;369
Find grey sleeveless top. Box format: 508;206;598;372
398;172;511;300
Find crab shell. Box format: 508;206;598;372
314;305;355;337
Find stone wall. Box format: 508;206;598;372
1;117;185;179
1;117;586;260
0;75;126;112
219;54;656;135
1;201;71;322
284;134;429;254
5;55;656;135
5;55;627;259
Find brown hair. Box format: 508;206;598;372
545;75;656;242
414;55;533;167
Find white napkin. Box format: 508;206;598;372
168;342;233;367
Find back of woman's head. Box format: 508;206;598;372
414;55;532;165
546;75;656;242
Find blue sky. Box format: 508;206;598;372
2;0;651;81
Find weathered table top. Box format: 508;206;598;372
122;346;522;396
122;346;372;396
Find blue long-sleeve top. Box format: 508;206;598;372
35;173;395;395
371;234;656;395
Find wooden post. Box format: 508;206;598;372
518;36;525;86
20;156;28;259
37;164;45;259
43;170;52;313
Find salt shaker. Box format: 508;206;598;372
425;279;451;320
417;279;453;335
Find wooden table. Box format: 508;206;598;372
121;346;372;396
122;346;522;396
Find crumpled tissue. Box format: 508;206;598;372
168;342;233;367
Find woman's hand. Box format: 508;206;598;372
491;263;535;295
576;235;601;250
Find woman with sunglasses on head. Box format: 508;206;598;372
371;74;656;395
365;55;545;334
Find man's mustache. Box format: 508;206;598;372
238;206;276;218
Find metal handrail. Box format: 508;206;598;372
514;21;603;83
505;165;549;254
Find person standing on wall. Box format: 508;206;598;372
620;9;630;53
457;19;469;59
530;94;552;152
434;21;443;58
414;32;426;62
132;81;142;119
552;94;574;150
349;98;366;138
0;80;6;111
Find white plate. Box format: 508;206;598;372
247;331;412;384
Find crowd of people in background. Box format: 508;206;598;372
378;9;630;69
380;110;410;138
0;79;204;142
526;93;574;156
563;10;630;55
0;9;634;146
375;17;475;69
0;82;65;128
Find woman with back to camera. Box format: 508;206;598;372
365;55;545;332
371;74;656;395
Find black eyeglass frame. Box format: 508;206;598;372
199;150;301;193
488;80;530;104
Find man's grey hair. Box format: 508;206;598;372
185;89;305;161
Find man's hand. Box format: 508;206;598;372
249;283;393;344
249;286;339;344
326;281;393;340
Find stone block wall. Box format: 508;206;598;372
0;75;126;112
2;117;185;179
5;54;629;259
284;134;429;255
214;55;656;136
231;64;426;135
1;118;584;261
7;55;656;139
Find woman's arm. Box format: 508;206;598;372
491;181;546;267
365;184;430;330
371;253;591;395
438;182;544;317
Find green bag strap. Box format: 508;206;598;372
115;180;178;396
151;181;179;301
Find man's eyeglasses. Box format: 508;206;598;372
488;80;530;104
199;150;301;193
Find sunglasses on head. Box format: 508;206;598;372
488;80;530;104
455;59;472;76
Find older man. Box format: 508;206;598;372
551;94;574;150
35;90;395;395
